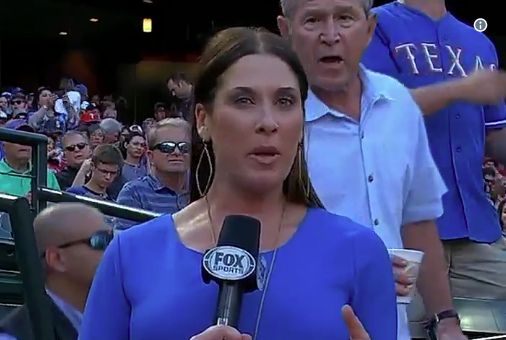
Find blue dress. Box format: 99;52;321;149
79;208;397;340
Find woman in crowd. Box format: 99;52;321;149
85;123;105;149
121;131;148;182
78;27;397;340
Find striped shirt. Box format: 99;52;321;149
115;174;189;230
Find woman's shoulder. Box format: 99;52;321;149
307;208;384;244
115;214;175;253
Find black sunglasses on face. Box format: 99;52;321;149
65;142;87;152
58;230;113;251
12;100;24;105
152;141;189;154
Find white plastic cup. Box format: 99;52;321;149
388;249;424;304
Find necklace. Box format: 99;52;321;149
204;196;286;340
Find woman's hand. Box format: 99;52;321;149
342;305;371;340
190;325;251;340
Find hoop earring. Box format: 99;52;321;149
298;143;310;198
196;142;213;197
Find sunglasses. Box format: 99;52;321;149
65;142;87;152
58;230;113;251
152;141;189;154
12;100;24;105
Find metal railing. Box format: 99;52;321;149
0;127;48;214
37;187;160;222
0;193;54;340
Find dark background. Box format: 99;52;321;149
0;0;501;122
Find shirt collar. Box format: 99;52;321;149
0;158;31;174
147;173;168;192
46;289;83;331
305;65;394;122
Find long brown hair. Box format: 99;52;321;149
190;27;324;209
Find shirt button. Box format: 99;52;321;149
374;219;379;226
455;114;460;119
456;147;462;153
368;174;374;182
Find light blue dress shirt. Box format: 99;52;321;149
305;67;447;340
0;290;82;340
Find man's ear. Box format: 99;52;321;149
365;13;377;46
277;15;291;38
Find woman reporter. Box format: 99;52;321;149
78;27;397;340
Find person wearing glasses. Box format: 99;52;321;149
55;131;92;190
115;118;190;230
67;145;123;227
0;203;113;340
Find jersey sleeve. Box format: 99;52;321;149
361;20;401;79
484;41;506;129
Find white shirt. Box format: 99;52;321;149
305;68;446;340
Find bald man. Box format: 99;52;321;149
0;203;112;340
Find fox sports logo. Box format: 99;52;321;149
203;246;256;280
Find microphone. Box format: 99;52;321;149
202;215;263;328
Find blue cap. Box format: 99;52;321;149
5;119;34;132
75;84;88;96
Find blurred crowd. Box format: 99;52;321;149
0;72;194;233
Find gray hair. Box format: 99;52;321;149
147;118;190;149
280;0;374;18
99;118;122;135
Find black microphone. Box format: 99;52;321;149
202;215;263;328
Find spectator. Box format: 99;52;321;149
29;88;69;134
121;132;148;182
55;131;92;190
0;203;112;340
54;78;81;120
0;95;9;116
46;134;65;173
0;120;60;197
85;124;104;150
11;92;28;113
153;102;167;122
67;145;123;227
166;71;193;119
115;118;190;230
99;118;121;144
498;200;506;231
142;118;155;137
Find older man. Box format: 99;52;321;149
277;0;464;339
115;118;190;230
0;203;112;340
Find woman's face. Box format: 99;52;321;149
501;204;506;226
39;90;52;107
197;54;303;193
120;129;129;143
90;129;105;147
127;135;146;158
47;137;55;153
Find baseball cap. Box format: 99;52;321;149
154;102;166;111
75;84;88;96
5;119;34;132
12;109;28;120
81;111;101;123
11;92;26;101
